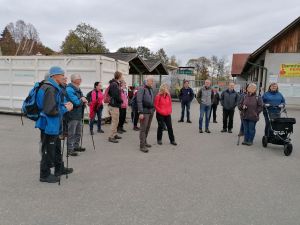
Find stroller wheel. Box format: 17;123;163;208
262;136;268;148
284;143;293;156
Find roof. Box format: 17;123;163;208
231;53;250;76
144;59;168;75
250;16;300;60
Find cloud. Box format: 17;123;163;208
0;0;299;64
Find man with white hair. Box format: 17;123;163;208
66;74;88;156
137;75;155;153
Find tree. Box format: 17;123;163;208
117;46;137;53
0;27;17;55
187;56;211;81
154;48;169;64
136;46;152;59
170;55;179;67
61;23;108;54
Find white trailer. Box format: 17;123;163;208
0;55;129;116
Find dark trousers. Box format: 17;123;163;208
180;101;191;121
118;108;127;129
156;112;175;142
209;104;218;122
89;106;103;131
223;108;235;130
132;109;139;127
243;119;257;143
40;131;63;178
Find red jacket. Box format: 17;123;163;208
154;93;172;116
89;89;104;119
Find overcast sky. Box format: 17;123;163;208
1;0;299;64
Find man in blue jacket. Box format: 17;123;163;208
178;80;194;123
36;66;74;183
66;74;88;156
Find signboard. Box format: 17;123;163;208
279;64;300;77
268;75;278;83
177;69;193;75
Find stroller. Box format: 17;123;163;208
262;104;296;156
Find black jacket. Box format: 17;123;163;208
108;79;122;108
179;87;194;102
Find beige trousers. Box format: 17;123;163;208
108;106;120;139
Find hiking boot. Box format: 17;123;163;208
97;129;104;133
117;129;123;134
145;143;152;148
187;120;192;123
205;129;211;133
68;150;78;156
228;129;232;133
140;147;149;153
213;120;218;123
114;135;122;139
55;167;73;177
157;140;162;145
40;174;59;183
133;126;140;131
199;129;203;133
108;137;118;143
171;141;177;146
221;129;227;132
74;147;86;152
120;128;127;132
178;119;184;123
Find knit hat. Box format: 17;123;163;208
48;66;65;77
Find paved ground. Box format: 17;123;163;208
0;102;300;225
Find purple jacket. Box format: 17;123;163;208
238;93;263;122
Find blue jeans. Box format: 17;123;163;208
199;104;211;129
181;101;191;121
89;106;103;131
242;119;257;143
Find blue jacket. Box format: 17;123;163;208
66;83;84;120
179;87;194;102
35;78;68;135
262;91;285;114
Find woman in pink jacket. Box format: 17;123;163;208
89;82;104;135
117;81;128;133
154;83;177;146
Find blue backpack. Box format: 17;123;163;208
22;81;49;121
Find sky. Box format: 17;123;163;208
0;0;299;65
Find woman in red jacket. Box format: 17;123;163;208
154;83;177;146
89;82;104;135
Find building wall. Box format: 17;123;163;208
264;52;300;105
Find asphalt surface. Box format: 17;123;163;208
0;102;300;225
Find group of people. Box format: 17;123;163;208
34;66;286;183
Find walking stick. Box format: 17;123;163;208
86;106;96;150
58;137;66;185
80;106;85;149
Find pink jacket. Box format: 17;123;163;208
89;89;104;119
121;90;128;109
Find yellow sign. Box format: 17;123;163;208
280;64;300;77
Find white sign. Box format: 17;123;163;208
268;75;278;83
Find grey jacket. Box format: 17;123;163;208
196;86;213;105
220;89;239;110
137;86;155;114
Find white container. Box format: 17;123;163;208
0;55;129;117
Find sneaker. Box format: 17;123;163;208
74;147;86;152
187;120;192;123
145;143;152;148
40;174;59;183
108;137;118;143
68;150;78;156
157;140;162;145
178;119;184;123
242;141;248;145
117;129;123;134
221;129;227;132
199;129;203;133
97;129;104;133
114;135;122;139
247;142;253;146
205;129;211;133
228;129;232;133
171;141;177;146
55;167;73;176
133;126;140;131
121;128;127;132
213;120;218;123
140;147;149;153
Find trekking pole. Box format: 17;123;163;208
80;105;85;149
59;137;65;185
86;106;96;150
